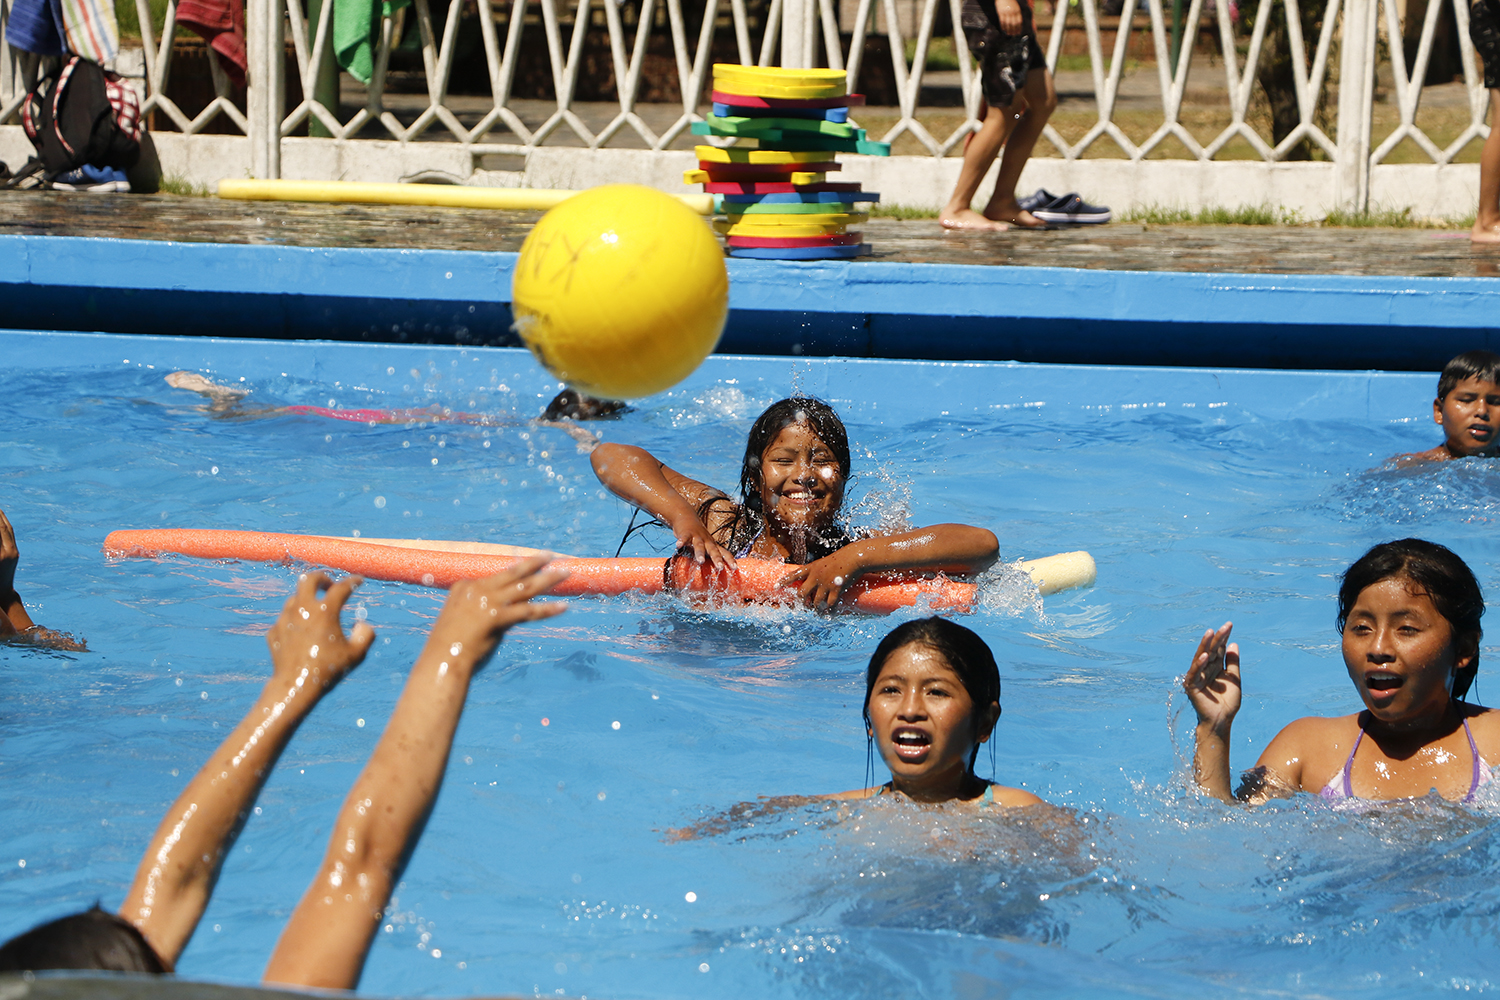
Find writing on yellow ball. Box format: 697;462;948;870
511;184;729;399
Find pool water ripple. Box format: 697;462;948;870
6;345;1500;998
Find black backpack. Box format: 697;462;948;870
2;56;142;188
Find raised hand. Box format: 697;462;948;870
1184;622;1241;729
266;573;376;695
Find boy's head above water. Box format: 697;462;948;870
1435;349;1500;458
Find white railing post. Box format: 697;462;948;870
1335;0;1375;212
249;0;268;177
782;0;813;66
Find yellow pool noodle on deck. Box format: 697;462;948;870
1018;551;1097;596
217;179;713;215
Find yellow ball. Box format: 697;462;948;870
512;184;729;399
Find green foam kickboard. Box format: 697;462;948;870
764;131;892;156
703;114;857;139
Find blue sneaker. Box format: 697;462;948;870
1021;188;1111;224
52;164;130;193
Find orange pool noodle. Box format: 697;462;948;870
103;529;976;615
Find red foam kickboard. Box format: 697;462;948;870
725;233;865;247
703;181;864;194
697;160;839;176
710;90;866;108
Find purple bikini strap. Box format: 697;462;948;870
1341;727;1365;798
1464;717;1482;803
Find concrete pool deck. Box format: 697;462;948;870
4;190;1500;371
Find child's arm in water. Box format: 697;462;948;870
262;555;568;992
591;442;739;572
1183;622;1307;804
119;573;375;968
0;509;86;651
780;524;1000;610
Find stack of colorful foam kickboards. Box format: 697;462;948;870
685;64;890;260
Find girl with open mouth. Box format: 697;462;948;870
1184;538;1499;804
590;396;999;610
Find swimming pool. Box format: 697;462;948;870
4;329;1500;999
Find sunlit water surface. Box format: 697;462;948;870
4;341;1500;999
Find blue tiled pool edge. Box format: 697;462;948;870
3;234;1498;370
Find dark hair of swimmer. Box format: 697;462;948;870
737;397;851;513
1337;538;1484;700
0;906;169;974
862;616;1001;774
543;389;629;421
1437;350;1500;402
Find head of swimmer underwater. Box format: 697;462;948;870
1434;350;1500;458
862;617;1002;802
0;905;169;975
737;397;851;544
1337;539;1484;725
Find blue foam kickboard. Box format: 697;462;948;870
712;102;849;122
728;244;874;259
720;191;881;204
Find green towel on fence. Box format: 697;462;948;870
334;0;409;84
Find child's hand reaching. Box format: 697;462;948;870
1184;622;1241;730
266;573;376;695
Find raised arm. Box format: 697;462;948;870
590;442;738;572
781;523;1001;610
261;555;568;992
120;573;373;968
1182;622;1241;803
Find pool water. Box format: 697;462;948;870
5;331;1500;999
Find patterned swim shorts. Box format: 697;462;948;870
961;0;1046;107
1471;0;1500;89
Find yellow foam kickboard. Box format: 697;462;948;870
684;170;826;185
714;218;869;237
722;212;869;226
713;82;847;99
218;179;713;215
694;145;832;164
712;64;847;84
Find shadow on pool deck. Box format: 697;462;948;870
6;190;1500;278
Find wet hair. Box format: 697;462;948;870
542;388;628;422
0;906;169;974
862;617;1001;776
737;397;851;510
1437;350;1500;402
698;397;854;562
1336;538;1485;701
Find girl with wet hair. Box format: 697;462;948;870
844;616;1043;806
590;396;1000;609
1185;538;1500;804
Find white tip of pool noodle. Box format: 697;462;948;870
1019;551;1096;596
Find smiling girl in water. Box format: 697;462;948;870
1185;538;1500;804
590;397;999;610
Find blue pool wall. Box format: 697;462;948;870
1;328;1435;426
3;235;1499;371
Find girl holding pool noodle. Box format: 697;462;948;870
0;556;568;988
591;397;1001;610
1184;539;1500;804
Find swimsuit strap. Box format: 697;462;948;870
1464;716;1482;802
1341;726;1366;798
981;782;995;805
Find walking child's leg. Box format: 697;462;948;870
942;102;1018;230
1473;89;1500;243
982;66;1058;227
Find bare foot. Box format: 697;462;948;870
940;208;1010;231
984;205;1048;229
1472;221;1500;243
166;371;250;401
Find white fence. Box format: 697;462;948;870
0;0;1490;213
